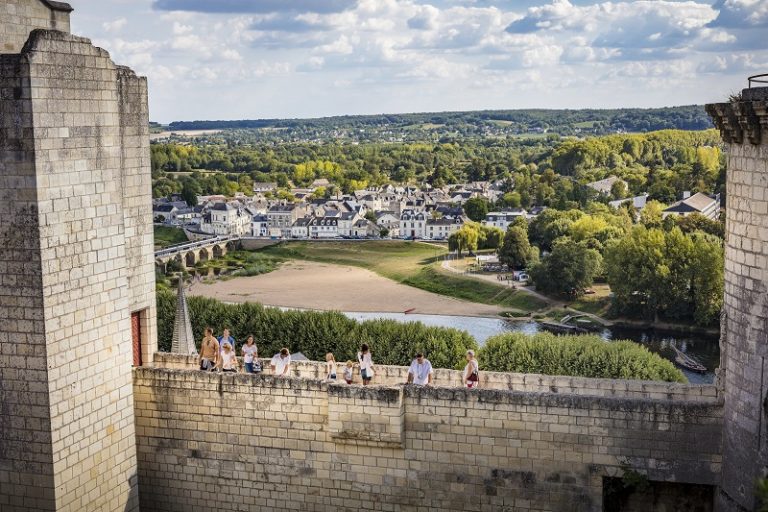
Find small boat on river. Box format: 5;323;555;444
671;346;708;373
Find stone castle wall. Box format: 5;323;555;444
133;366;723;512
707;97;768;510
0;8;156;511
1;0;72;54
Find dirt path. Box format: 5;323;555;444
189;260;506;317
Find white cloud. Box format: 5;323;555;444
102;17;127;32
68;0;768;121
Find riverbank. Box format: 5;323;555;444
189;260;507;317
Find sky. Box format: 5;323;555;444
67;0;768;122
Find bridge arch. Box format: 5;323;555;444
185;251;197;267
198;248;210;263
212;244;224;259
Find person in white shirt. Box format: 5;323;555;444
216;342;239;373
357;344;374;385
463;350;479;388
270;348;291;377
325;352;337;381
241;335;259;373
407;353;433;386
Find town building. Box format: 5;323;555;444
586;176;627;195
662;192;721;220
251;214;269;237
199;202;251;237
309;217;340;238
290;216;312;238
482;209;527;230
267;204;305;238
400;209;429;239
426;217;463;240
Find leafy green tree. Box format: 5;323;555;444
448;226;479;257
479;225;504;251
464;197;489;222
529;238;601;296
498;227;533;269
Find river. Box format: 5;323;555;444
343;311;719;384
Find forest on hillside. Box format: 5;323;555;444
160;105;711;143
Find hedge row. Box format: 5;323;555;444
157;290;477;369
479;332;686;383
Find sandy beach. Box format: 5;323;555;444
189;260;505;317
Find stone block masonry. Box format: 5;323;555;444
707;92;768;511
133;367;723;512
0;2;157;510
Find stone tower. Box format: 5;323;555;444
707;84;768;511
0;1;157;511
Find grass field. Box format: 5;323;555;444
567;283;613;316
261;241;548;313
153;226;188;248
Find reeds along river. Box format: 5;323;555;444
342;311;719;384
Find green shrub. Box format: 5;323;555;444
479;332;685;383
157;291;477;368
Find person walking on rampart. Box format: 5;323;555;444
325;353;337;381
199;328;219;371
241;335;259;373
218;328;236;355
217;342;239;372
407;352;433;386
270;348;291;377
343;361;354;384
357;344;375;385
463;350;479;388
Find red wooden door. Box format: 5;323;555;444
131;311;142;366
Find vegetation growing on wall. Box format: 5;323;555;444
479;332;685;382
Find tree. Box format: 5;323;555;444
479;226;504;251
498;227;532;269
610;180;628;200
180;178;201;206
464;197;489;222
529;238;601;297
639;200;665;228
604;226;723;325
448;226;479;257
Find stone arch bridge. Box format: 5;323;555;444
155;236;240;270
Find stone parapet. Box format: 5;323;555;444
152;352;720;403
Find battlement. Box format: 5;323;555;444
153;352;721;403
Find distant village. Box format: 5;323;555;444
153;177;721;242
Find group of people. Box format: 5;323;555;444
198;329;480;388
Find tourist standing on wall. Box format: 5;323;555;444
198;328;219;371
325;353;337;381
343;361;354;384
464;350;479;388
407;353;433;386
217;342;239;372
241;335;259;374
270;348;291;377
357;344;374;385
218;328;236;354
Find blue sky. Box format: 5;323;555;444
68;0;768;122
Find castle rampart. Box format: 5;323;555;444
133;363;723;511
